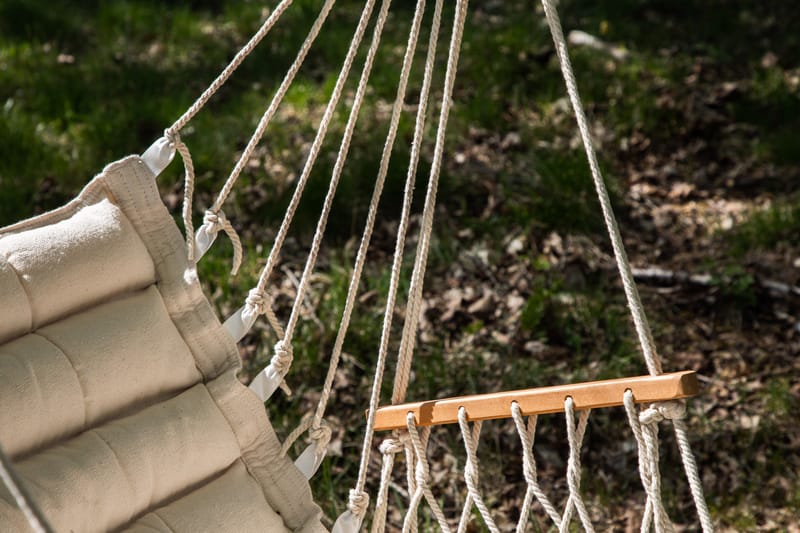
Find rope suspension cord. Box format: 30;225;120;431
456;409;499;533
194;0;341;274
241;0;382;342
240;0;388;406
280;0;390;367
0;444;53;533
341;0;446;525
391;0;469;408
275;0;398;471
159;0;295;266
539;0;660;376
540;2;713;530
403;413;451;533
300;0;431;460
341;1;468;530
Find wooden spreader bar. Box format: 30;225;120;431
373;371;699;431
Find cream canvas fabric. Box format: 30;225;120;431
0;155;326;533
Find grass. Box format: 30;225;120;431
2;0;799;529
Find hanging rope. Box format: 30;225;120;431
305;0;430;461
624;391;674;533
195;0;341;273
162;0;294;264
402;413;452;533
560;398;593;533
349;0;445;516
540;3;714;531
392;0;470;406
272;0;395;465
167;0;294;134
539;0;661;376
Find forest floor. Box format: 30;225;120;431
1;0;799;531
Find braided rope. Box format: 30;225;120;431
560;398;594;533
457;409;499;533
351;0;444;506
207;0;337;216
167;0;294;134
310;0;429;449
511;402;562;529
539;0;661;376
403;414;452;533
392;0;470;405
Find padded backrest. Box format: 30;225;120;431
0;156;325;533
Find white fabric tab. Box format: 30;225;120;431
247;365;283;402
141;137;176;177
193;224;217;262
331;510;360;533
294;442;325;480
223;305;258;343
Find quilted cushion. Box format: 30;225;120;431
0;156;325;532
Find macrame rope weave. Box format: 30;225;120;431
457;409;499;533
510;402;562;529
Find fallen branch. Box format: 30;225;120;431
632;266;800;298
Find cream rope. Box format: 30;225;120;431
164;0;294;262
242;0;380;340
306;0;429;455
539;0;661;376
241;0;382;399
195;0;340;270
201;209;244;274
350;0;444;511
541;3;715;530
275;0;393;465
511;402;562;529
162;130;198;262
370;434;408;533
282;0;390;353
0;444;53;533
392;0;469;406
457;409;499;533
167;0;294;134
671;418;714;532
624;391;674;533
561;398;593;533
403;414;452;533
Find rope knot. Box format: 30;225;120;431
347;489;370;518
309;422;332;447
639;400;686;425
202;209;243;275
379;434;409;455
270;340;294;375
245;289;269;316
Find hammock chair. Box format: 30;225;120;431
0;0;715;531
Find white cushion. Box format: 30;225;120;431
0;156;325;532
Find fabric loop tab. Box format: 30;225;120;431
141;137;176;177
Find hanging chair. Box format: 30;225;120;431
0;0;715;532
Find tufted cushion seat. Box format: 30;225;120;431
0;155;325;533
